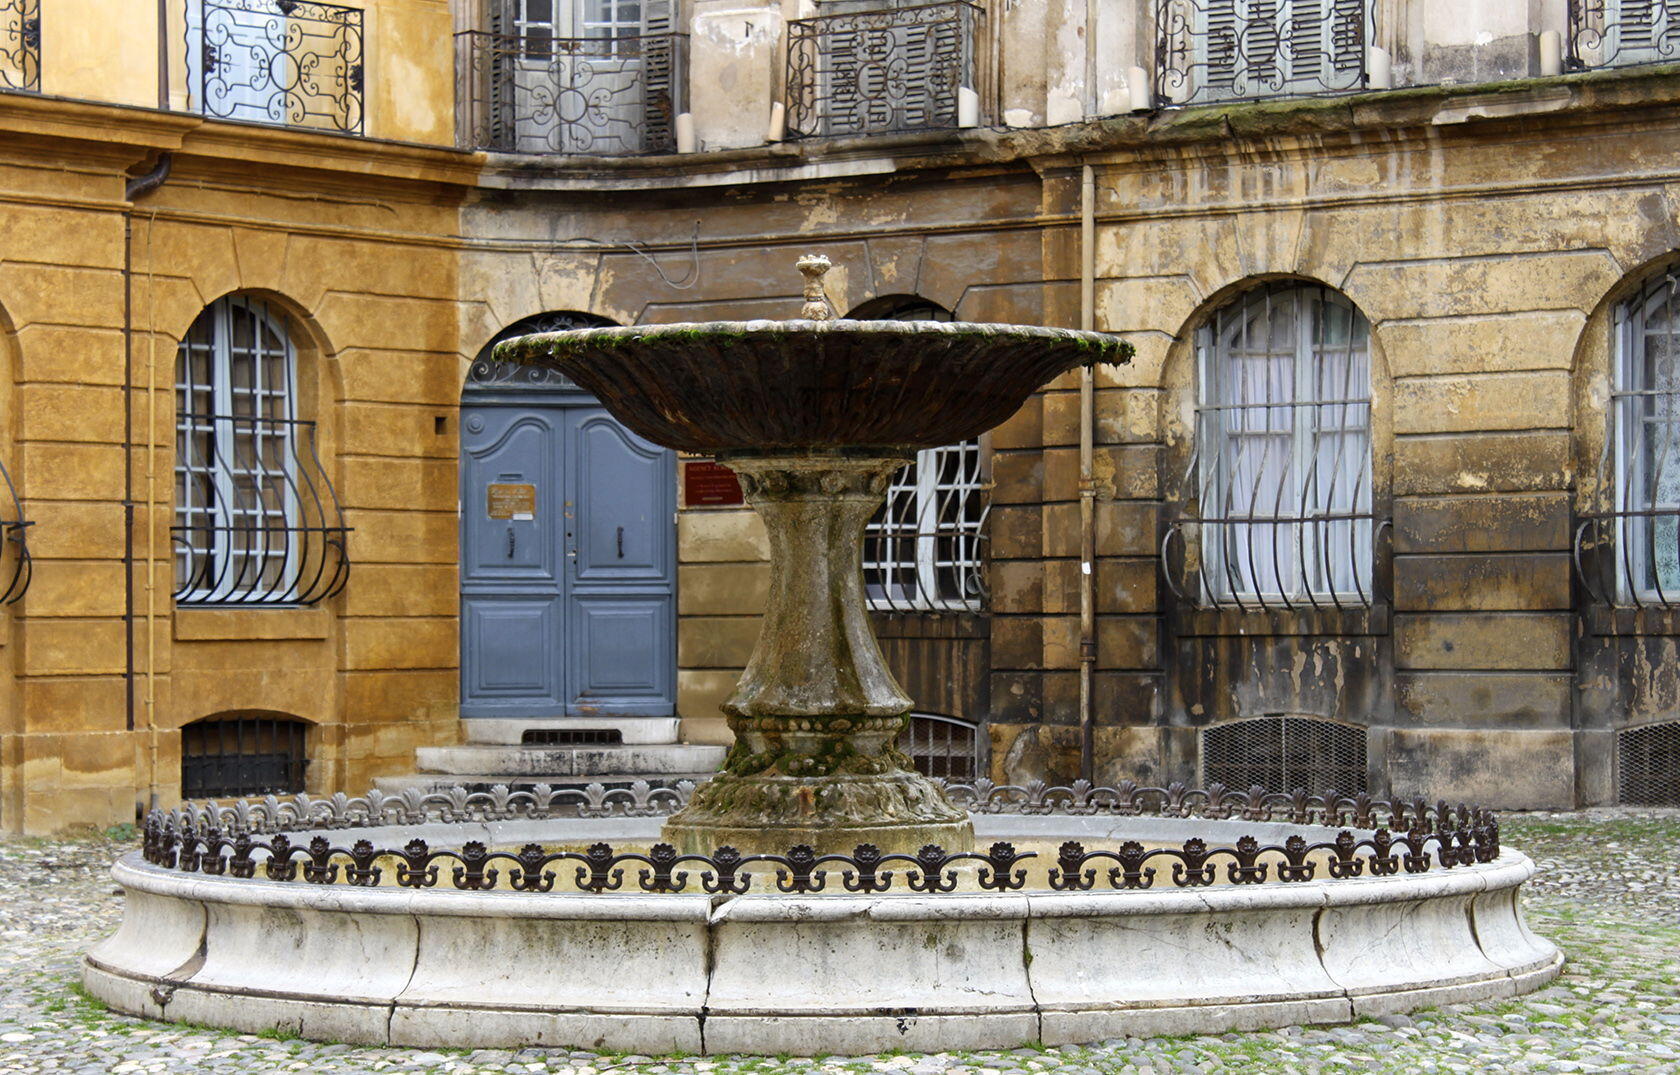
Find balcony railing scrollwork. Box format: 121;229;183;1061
173;415;349;607
186;0;365;134
786;1;981;139
0;455;32;606
1155;0;1372;107
1567;0;1680;72
1;0;38;93
455;30;686;156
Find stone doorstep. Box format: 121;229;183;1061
370;772;719;796
461;717;683;746
414;743;728;777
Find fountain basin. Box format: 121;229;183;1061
84;804;1560;1056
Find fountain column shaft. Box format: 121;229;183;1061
662;453;973;854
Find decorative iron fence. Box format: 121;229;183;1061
172;415;350;606
1567;0;1680;71
1154;0;1372;107
455;30;685;155
0;0;39;93
186;0;364;134
143;784;1502;895
0;455;32;605
786;1;981;139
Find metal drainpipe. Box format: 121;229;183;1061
1078;163;1097;784
123;155;172;811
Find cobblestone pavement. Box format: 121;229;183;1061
1;810;1676;1074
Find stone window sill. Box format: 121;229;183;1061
174;607;332;642
1170;605;1390;638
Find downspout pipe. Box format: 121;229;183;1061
122;153;171;797
1078;163;1097;785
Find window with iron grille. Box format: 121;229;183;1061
1619;721;1680;805
184;0;365;134
1167;282;1376;610
1202;716;1367;795
1;0;40;93
1568;0;1680;71
457;0;682;155
1580;270;1680;607
174;296;348;606
180;713;309;799
853;297;988;613
1155;0;1372;106
898;713;980;782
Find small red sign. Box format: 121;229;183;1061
684;459;745;507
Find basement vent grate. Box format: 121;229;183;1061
1619;721;1680;806
181;715;309;800
900;713;979;782
521;729;625;747
1202;716;1367;796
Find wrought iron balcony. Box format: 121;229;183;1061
186;0;365;134
0;456;32;606
785;1;982;139
173;416;349;607
1;0;39;93
1567;0;1680;71
455;30;686;156
1155;0;1373;107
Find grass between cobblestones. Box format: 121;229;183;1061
0;811;1676;1074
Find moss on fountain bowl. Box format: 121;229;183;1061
493;319;1134;454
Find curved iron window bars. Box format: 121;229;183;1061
1567;0;1680;71
1154;0;1372;107
0;452;32;605
785;1;982;139
173;296;348;606
1578;268;1680;609
1165;282;1381;611
855;297;989;613
0;0;39;93
184;0;365;134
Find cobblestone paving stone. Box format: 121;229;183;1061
0;810;1676;1074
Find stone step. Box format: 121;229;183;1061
460;717;682;746
414;743;726;777
371;772;713;797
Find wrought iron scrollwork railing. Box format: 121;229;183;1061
144;783;1502;895
455;30;686;156
187;0;364;134
786;1;982;139
1567;0;1680;71
0;454;32;605
173;416;349;606
1154;0;1372;107
1;0;39;93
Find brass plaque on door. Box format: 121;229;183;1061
487;483;537;520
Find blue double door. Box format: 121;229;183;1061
460;395;676;718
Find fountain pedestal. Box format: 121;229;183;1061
663;453;972;853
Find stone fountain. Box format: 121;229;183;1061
494;256;1131;854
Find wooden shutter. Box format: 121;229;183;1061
1204;0;1239;96
639;0;677;152
486;0;517;150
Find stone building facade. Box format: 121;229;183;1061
2;0;1679;831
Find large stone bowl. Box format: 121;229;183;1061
495;319;1133;854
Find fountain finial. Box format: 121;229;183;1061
796;254;834;321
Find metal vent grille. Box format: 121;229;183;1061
1202;716;1366;795
1619;721;1680;805
899;714;979;782
521;728;624;747
181;715;309;800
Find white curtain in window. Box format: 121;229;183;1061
1197;283;1373;606
1618;277;1680;600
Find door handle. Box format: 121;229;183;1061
616;526;624;559
507;526;515;559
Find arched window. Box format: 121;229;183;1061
1595;270;1680;605
1177;281;1375;608
851;296;987;612
174;296;347;606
